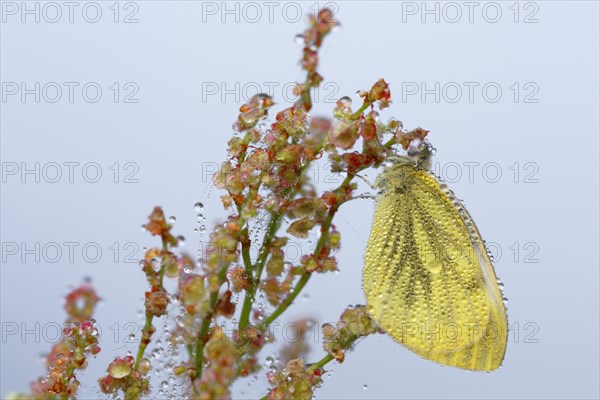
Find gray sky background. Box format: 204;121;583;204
1;1;599;399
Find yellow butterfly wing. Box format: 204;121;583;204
363;163;507;371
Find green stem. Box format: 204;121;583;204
238;213;281;331
239;225;254;320
133;315;154;370
134;241;168;370
240;227;253;276
60;364;77;400
194;267;228;380
194;294;216;375
350;100;374;120
259;335;359;400
258;174;350;331
238;159;316;331
383;137;396;148
259;272;311;329
307;335;358;373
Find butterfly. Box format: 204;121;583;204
363;143;507;371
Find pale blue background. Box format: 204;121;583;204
1;1;599;399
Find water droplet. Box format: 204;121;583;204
338;96;352;107
194;202;204;212
294;34;304;45
168;216;176;224
363;384;368;391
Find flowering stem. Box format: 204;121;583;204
194;299;215;379
238;223;255;328
194;267;228;380
350;100;374;120
259;272;311;330
134;316;155;370
134;240;168;371
59;365;77;400
238;214;281;331
258;335;358;400
238;159;315;331
258;173;351;331
307;335;358;373
254;123;397;333
241;227;253;277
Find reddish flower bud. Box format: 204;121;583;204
368;79;391;109
145;290;169;317
287;217;317;239
228;265;250;293
397;127;430;149
330;120;361;150
275;144;304;165
216;290;236;318
361;112;377;140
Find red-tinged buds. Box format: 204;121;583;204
330;120;361;150
275;144;305;165
368;79;391;109
397;127;430;149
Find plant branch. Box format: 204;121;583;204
238;160;315;330
259;335;359;400
134;240;168;371
194;267;229;380
307;335;358;373
258;173;351;331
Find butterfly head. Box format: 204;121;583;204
406;140;435;170
374;141;435;193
